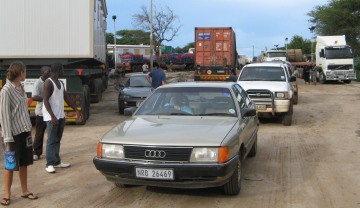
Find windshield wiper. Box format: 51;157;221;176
197;113;235;117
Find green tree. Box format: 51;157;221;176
106;33;115;44
308;0;360;56
287;35;312;55
116;30;150;45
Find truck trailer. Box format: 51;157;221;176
194;27;238;81
315;35;356;83
0;0;108;125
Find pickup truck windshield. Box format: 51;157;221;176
239;66;286;82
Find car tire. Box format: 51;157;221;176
248;135;257;157
282;100;293;126
114;182;132;188
223;155;242;195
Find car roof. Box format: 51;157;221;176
244;62;286;67
159;81;235;89
130;73;147;77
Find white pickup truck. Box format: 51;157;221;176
237;62;296;126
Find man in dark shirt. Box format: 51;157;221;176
146;65;166;89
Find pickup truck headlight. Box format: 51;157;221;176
101;143;124;159
275;92;289;99
190;147;229;163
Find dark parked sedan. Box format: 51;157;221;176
117;74;152;114
94;82;259;195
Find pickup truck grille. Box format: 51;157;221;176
124;145;192;162
246;89;273;99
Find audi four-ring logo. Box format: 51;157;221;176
144;150;166;158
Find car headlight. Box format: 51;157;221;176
190;147;218;162
119;92;131;99
190;147;229;163
100;143;124;159
275;92;289;99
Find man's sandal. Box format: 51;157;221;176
21;193;38;200
0;198;10;206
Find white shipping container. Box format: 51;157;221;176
0;0;107;64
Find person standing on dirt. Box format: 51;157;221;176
32;66;51;161
43;63;82;173
0;62;38;206
146;64;166;89
303;66;310;84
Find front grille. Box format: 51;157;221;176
124;145;192;162
327;64;353;70
246;89;273;99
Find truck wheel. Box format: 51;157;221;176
282;101;293;126
248;135;257;157
102;75;108;92
77;85;90;125
319;72;326;84
343;80;351;84
223;155;242;195
91;78;103;103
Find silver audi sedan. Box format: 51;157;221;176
93;82;259;195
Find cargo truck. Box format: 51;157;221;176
315;35;356;83
194;27;238;81
0;0;108;125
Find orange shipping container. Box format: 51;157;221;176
195;27;237;68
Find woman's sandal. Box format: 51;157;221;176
21;193;38;200
0;198;11;206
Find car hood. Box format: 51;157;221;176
238;81;288;91
122;87;152;97
101;116;238;146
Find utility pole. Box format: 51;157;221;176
309;26;316;62
285;37;288;61
112;15;117;70
150;0;154;71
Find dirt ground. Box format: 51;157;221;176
1;71;360;208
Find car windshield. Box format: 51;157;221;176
135;87;237;117
239;66;286;82
127;76;152;87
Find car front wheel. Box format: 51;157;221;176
223;156;242;195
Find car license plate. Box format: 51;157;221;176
217;70;225;73
135;168;174;180
256;104;266;110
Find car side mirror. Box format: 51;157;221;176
241;108;256;117
319;50;324;58
290;76;296;82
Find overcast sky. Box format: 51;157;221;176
106;0;329;58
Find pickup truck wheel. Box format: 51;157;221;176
223;156;242;195
293;92;298;105
248;135;257;157
282;101;293;126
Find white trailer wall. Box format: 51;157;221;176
0;0;107;63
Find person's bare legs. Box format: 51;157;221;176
19;166;29;195
1;169;13;204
